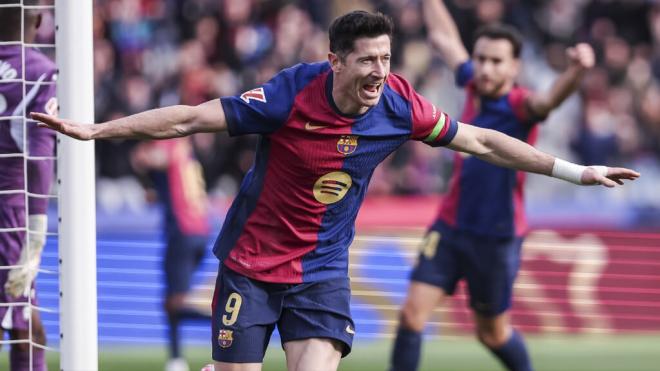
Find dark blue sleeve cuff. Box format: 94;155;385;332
220;97;240;137
435;119;459;147
455;61;474;87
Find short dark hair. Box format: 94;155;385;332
473;24;523;58
329;10;394;58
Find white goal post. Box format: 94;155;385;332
55;1;98;369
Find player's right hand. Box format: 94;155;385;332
566;43;595;70
30;112;95;140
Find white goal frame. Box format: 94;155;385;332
55;1;98;369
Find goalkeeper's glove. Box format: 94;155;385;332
5;214;47;298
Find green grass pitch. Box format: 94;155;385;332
3;334;658;371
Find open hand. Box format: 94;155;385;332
581;166;640;187
31;112;95;140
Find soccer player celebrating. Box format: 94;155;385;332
32;10;638;371
389;1;599;371
0;7;57;371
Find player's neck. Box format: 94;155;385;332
331;82;369;116
481;81;515;99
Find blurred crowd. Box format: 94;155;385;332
59;0;660;216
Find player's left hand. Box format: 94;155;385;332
567;43;595;70
581;166;640;187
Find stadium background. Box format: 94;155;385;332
3;0;660;370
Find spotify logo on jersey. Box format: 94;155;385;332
313;171;352;204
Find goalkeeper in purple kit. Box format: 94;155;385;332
0;7;57;371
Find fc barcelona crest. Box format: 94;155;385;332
218;329;234;348
337;135;358;155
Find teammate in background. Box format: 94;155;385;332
390;1;597;370
0;7;56;371
32;10;638;371
131;137;211;371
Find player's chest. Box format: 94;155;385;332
466;90;517;122
471;104;527;138
268;112;408;175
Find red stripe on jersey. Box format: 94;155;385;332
508;86;533;123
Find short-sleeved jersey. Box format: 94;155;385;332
146;138;210;237
436;61;541;237
0;46;57;215
216;62;458;283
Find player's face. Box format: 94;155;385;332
472;37;520;97
329;34;391;115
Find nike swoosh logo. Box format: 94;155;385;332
305;122;328;131
345;325;355;335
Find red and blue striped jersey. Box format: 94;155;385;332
215;61;458;283
436;61;541;237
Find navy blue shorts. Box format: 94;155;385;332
211;265;355;363
163;232;207;295
411;220;523;316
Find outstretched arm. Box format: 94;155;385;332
422;0;470;71
525;43;595;119
31;98;226;141
447;123;640;187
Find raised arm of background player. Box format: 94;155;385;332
31;93;637;187
422;0;595;119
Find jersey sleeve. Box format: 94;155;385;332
220;64;309;136
387;73;458;147
508;86;545;125
455;60;475;87
413;103;459;147
406;86;459;147
387;73;459;147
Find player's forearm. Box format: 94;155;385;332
528;65;585;118
423;0;461;42
33;99;226;141
474;129;555;175
448;125;554;175
422;0;469;69
448;123;639;187
91;105;199;140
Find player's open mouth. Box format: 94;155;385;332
362;83;382;98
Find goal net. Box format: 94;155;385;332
0;1;97;369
